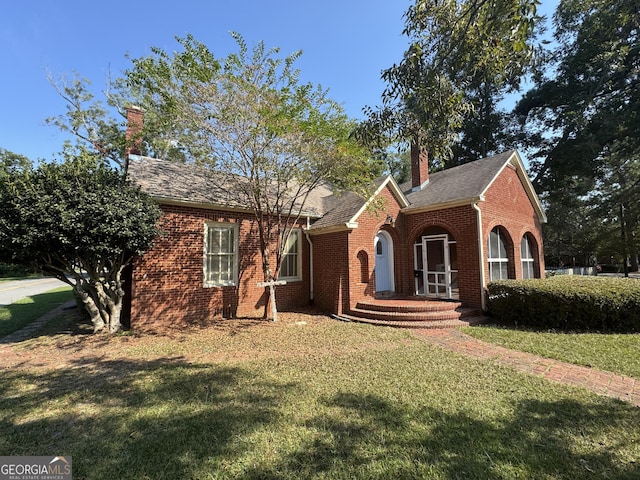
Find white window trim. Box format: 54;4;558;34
488;228;509;281
203;222;239;287
521;236;535;279
279;228;302;282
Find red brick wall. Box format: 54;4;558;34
310;183;407;315
310;230;350;315
404;205;483;309
346;186;405;310
481;165;545;284
130;204;310;330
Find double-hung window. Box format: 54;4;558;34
488;227;509;281
520;236;535;279
204;223;238;287
279;229;301;281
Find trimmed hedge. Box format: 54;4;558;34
487;276;640;332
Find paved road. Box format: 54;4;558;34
0;277;69;306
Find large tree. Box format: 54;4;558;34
357;0;539;169
124;34;378;320
515;0;640;270
0;150;162;333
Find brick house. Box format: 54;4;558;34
125;147;545;329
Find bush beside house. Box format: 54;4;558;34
487;276;640;332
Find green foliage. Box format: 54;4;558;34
515;0;640;266
0;152;161;267
0;148;31;175
126;33;378;194
124;33;380;319
0;264;37;278
358;0;540;166
487;276;640;332
46;76;129;168
0;151;162;332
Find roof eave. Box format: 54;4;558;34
402;196;484;214
306;222;359;236
151;196;324;219
345;175;410;225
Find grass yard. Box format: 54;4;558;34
463;325;640;379
1;312;639;479
0;286;73;336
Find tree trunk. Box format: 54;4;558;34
269;283;278;322
75;285;105;332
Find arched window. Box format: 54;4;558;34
521;236;535;279
488;227;509;281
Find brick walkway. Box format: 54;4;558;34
414;328;640;407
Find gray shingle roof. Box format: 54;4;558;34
128;150;543;228
402;150;517;210
307;177;388;230
127;155;335;217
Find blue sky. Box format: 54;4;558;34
1;0;556;162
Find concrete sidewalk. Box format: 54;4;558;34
415;328;640;407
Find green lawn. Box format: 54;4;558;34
0;287;74;336
463;324;640;378
1;315;639;479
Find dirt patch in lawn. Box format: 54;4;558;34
0;308;408;371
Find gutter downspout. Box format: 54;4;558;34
305;216;314;303
472;201;487;312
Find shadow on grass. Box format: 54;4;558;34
2;358;640;479
244;392;640;479
0;357;297;479
0;288;73;337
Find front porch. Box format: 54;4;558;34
342;295;485;329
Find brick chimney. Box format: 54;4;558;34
125;106;144;157
411;142;429;190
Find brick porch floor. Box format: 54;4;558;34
414;328;640;407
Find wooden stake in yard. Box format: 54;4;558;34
257;280;287;322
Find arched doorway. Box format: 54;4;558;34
374;231;395;293
414;228;459;299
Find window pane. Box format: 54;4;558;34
489;230;499;258
521;236;533;260
500;262;508;280
220;256;231;283
285;231;298;254
281;256;292;278
205;224;237;286
449;242;458;270
523;260;534;279
498;233;507;258
209;256;220;282
280;229;300;279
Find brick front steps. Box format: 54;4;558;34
340;296;486;329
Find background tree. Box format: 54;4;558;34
515;0;640;271
0;148;31;174
356;0;539;170
0;150;162;333
125;34;378;320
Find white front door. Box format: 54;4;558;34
375;232;394;292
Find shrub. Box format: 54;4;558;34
487;276;640;332
0;263;37;278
